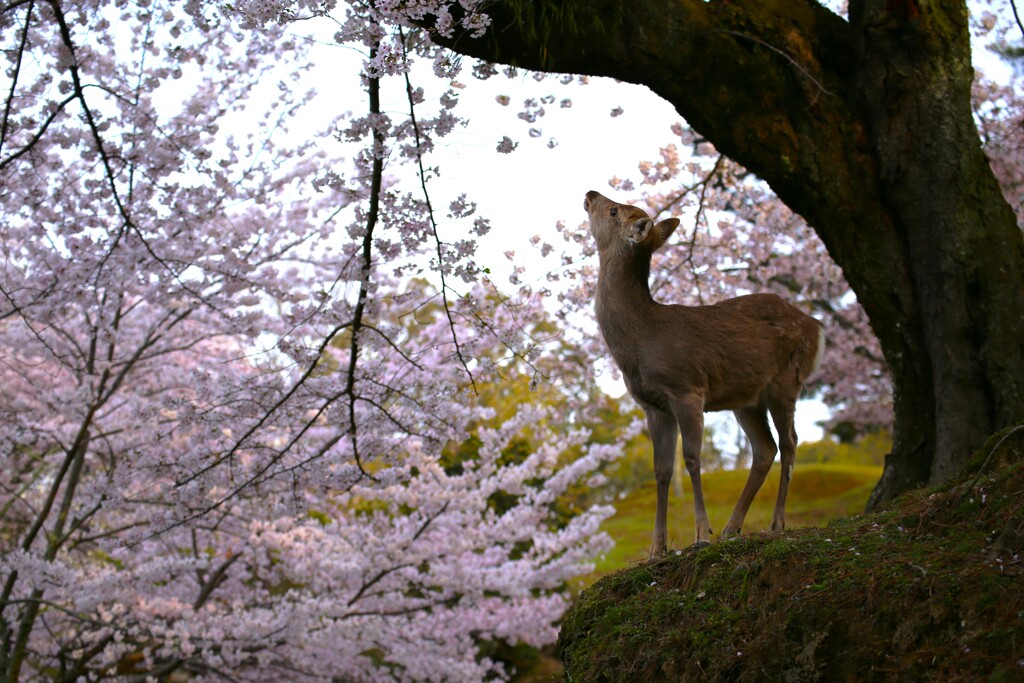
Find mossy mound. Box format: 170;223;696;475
559;426;1024;682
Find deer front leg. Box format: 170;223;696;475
721;406;777;539
646;406;678;559
674;396;712;547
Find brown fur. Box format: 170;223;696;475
585;191;824;555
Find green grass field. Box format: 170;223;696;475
588;463;882;580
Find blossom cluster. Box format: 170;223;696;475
0;1;628;680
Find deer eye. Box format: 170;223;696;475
609;207;618;217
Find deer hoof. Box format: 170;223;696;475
693;541;711;549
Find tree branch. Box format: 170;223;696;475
399;27;478;393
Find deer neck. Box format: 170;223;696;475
596;248;655;300
594;251;657;351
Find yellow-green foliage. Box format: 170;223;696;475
796;430;892;467
588;463;881;582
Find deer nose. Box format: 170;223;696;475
584;190;602;211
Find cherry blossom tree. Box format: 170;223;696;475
0;2;629;680
4;0;1023;678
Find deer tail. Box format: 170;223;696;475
809;325;826;378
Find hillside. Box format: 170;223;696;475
510;464;881;681
591;463;881;579
559;427;1024;681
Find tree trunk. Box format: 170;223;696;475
435;0;1024;507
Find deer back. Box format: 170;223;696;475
603;293;820;412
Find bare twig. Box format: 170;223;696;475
960;424;1024;497
651;154;725;305
703;29;833;103
399;27;478;393
1010;0;1024;42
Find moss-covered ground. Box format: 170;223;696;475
513;463;878;681
558;427;1024;682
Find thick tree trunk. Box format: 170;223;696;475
436;0;1024;507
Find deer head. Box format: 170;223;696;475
584;190;680;255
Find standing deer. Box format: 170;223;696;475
584;191;824;557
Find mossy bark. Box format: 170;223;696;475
435;0;1024;507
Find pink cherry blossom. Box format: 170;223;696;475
0;2;627;680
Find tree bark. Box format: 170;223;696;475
436;0;1024;507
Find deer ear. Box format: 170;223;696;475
656;218;680;243
627;217;653;244
644;218;681;252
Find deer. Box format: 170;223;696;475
584;190;825;557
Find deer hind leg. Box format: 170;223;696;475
721;406;778;539
645;406;678;559
672;396;712;547
768;399;798;532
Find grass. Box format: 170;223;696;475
588;463;880;580
558;426;1024;682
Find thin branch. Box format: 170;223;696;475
685;154;724;306
399;27;478;393
339;598;456;620
57;633;115;683
172;316;355;489
960;424;1024;495
48;0;133;231
1010;0;1024;42
193;554;240;611
346;501;450;608
703;29;833;103
0;1;36;160
69;520;146;548
650;154;725;306
342;34;386;478
362;322;424;371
